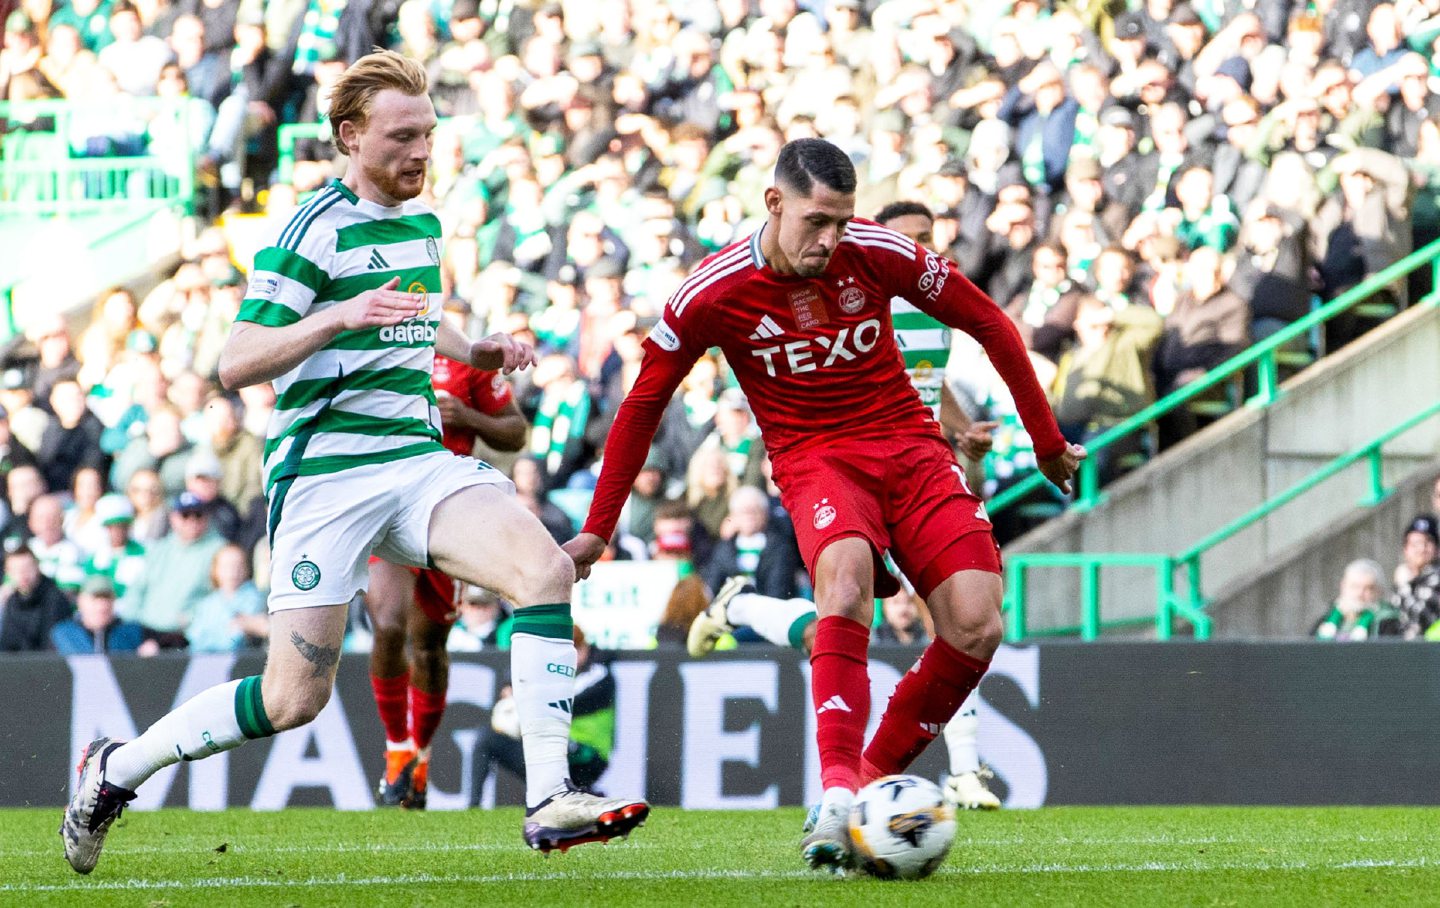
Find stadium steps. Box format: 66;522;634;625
1002;301;1440;638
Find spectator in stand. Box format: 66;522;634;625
185;543;266;653
1168;165;1238;252
0;406;38;487
50;575;144;655
82;493;146;596
874;586;930;646
1313;559;1387;641
117;491;225;640
616;449;669;551
1049;296;1164;482
1313;150;1411;347
97;1;168;96
527;354;593;491
1350;3;1408;80
699;389;766;490
999;62;1078;217
0;367;51;455
77;287;138;392
1006;243;1078;365
685;444;735;543
447;585;507;652
124;468;168;544
28;314;80;406
36;378;106;494
111;403;190;497
701;484;803;602
1229;205;1314;343
200;393;262;513
181;449;242;543
0;544;73;652
62;466;107;556
27;493;85;594
1153;247;1250;393
2;464;45;549
1393;514;1440;601
49;0;116;55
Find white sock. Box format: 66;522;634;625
727;593;817;650
943;691;981;776
820;785;854;817
509;604;577;808
105;677;263;791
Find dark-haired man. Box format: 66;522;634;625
565;139;1083;871
685;201;1004;812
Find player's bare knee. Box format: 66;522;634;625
943;608;1002;660
370;616;406;651
261;679;332;731
816;577;870;623
509;546;574;606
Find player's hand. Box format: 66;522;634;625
336;277;424;331
434;391;473;428
563;532;607;581
1038;441;1088;495
956;421;998;461
471;332;536;374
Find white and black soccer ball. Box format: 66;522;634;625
848;774;956;880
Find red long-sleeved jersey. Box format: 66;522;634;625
581;219;1066;540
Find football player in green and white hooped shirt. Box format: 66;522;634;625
61;51;648;876
684;202;1003;811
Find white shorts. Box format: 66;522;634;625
266;450;513;612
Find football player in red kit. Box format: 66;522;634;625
371;299;527;809
565;139;1084;870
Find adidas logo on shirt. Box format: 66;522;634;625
816;695;852;715
748;315;783;340
367;249;390;270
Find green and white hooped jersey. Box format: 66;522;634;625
238;179;445;493
891;296;951;421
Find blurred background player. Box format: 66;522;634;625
687;201;1002;810
565;139;1082;872
369;298;527;809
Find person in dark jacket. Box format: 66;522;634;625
0;544;73;651
50;575;144;655
701;485;803;601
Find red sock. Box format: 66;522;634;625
862;638;988;782
371;672;411;745
409;683;447;752
810;615;872;792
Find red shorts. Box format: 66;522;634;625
770;430;1001;599
414;567;463;625
367;556;463;626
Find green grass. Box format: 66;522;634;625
7;806;1440;906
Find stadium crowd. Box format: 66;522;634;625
1;0;1439;651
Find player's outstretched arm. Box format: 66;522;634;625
435;319;536;375
219;276;423;390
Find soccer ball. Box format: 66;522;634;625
848;775;956;880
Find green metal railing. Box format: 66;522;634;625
989;236;1440;517
0;99;195;215
1004;400;1440;641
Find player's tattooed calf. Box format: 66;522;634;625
290;631;340;678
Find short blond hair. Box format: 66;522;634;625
327;50;429;156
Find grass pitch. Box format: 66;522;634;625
5;806;1439;906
